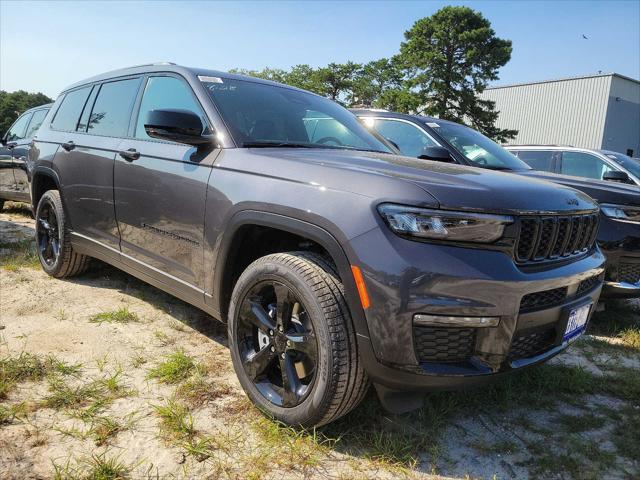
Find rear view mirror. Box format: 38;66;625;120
418;146;452;162
144;109;211;146
603;170;631;183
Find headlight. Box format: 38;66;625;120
600;204;640;224
377;204;513;243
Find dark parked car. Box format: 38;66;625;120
0;103;52;209
505;145;639;186
30;64;604;426
353;109;639;299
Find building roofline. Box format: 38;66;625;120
486;72;640;90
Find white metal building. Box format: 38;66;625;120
480;73;640;157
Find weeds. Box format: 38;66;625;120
89;307;139;325
147;350;199;384
0;239;40;271
152;398;195;440
176;375;232;407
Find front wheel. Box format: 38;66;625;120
228;252;369;427
35;190;89;278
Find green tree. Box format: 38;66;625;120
313;62;361;103
0;90;53;135
400;6;517;141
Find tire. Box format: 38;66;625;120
228;251;369;427
0;200;4;211
35;190;90;278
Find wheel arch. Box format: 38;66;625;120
212;210;371;340
31;167;61;211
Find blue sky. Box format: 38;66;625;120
1;0;639;98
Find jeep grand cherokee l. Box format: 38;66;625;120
30;64;604;426
354;109;638;300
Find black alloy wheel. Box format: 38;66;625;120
36;198;61;266
236;280;318;408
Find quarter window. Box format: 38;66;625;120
5;112;33;141
88;78;141;137
516;150;555;172
51;87;92;132
135;76;206;140
560;151;614;180
24;109;49;138
369;118;440;157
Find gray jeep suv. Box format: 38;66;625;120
30;64;604;426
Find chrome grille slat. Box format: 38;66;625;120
516;213;599;264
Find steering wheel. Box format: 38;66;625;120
315;136;344;146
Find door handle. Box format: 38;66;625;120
119;148;140;162
61;141;75;152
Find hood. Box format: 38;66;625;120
236;148;599;215
519;170;640;206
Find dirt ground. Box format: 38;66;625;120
1;202;638;480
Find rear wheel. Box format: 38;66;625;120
228;252;368;427
35;190;89;278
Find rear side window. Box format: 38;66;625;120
51;87;92;131
560;151;614;180
88;78;141;137
24;109;49;138
5;112;33;141
134;76;206;140
369;118;440;157
516;150;555;171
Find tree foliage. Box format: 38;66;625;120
0;90;53;135
231;6;516;141
400;6;517;141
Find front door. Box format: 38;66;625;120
1;111;32;198
13;108;49;198
114;74;215;291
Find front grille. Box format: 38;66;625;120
413;326;476;363
577;275;602;295
520;286;568;311
619;263;640;284
508;327;556;360
516;213;599;264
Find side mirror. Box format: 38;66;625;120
144;109;211;146
417;146;452;162
603;170;631;183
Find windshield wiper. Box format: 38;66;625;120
477;164;513;171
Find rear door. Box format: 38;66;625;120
52;78;141;253
114;74;214;291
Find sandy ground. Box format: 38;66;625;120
1;204;638;480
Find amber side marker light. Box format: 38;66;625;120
351;265;370;309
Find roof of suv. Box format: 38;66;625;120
350;108;460;127
63;62;308;94
24;103;53;113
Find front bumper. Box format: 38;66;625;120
348;226;605;390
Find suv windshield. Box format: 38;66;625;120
428;121;530;171
603;151;640;178
201;77;392;153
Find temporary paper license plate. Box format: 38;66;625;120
563;304;591;342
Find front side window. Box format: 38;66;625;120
5;112;33;141
515;150;555;172
201;77;392;153
24;109;49;138
430;122;530;171
51;87;92;132
560;151;614;180
367;118;440;157
604;152;640;179
135;76;207;140
88;78;140;137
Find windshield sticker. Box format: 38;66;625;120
426;122;440;128
198;75;223;83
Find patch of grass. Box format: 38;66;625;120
52;452;132;480
43;370;132;412
153;398;195;440
620;328;640;349
89;307;139;325
147;350;199;384
168;319;187;332
0;402;27;425
0;352;81;399
0;239;40;271
182;435;220;462
90;416;122;446
129;353;147;368
555;412;606;433
610;404;640;460
1;201;32;216
153;330;175;346
176;375;233;407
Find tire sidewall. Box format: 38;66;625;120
36;191;65;276
228;259;336;426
